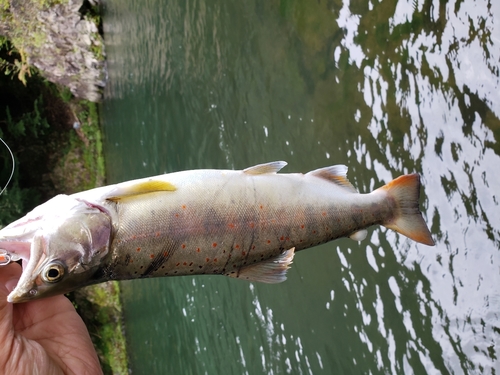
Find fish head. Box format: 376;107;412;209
5;195;113;303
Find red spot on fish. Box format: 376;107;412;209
212;242;217;248
301;225;305;229
280;236;284;241
235;244;240;249
163;251;169;257
175;213;179;218
132;235;137;239
176;262;180;267
183;262;187;266
181;244;186;249
206;258;210;262
242;251;246;256
214;258;218;262
197;247;201;252
136;247;141;252
260;205;263;209
150;254;155;259
156;232;161;237
228;223;235;228
322;212;326;216
312;230;317;234
249;223;255;228
182;205;186;209
252;245;256;249
267;240;271;244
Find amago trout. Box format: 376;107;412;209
0;161;434;303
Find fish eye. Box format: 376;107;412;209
42;262;65;283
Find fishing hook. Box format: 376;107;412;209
0;137;15;196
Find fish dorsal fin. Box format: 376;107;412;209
226;247;295;283
106;180;176;202
243;161;287;175
307;165;358;193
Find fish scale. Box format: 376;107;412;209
0;161;435;303
102;172;391;281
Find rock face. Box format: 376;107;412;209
2;0;105;102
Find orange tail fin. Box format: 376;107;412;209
377;174;435;246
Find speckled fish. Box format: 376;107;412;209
0;161;434;303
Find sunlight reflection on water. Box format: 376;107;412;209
102;0;499;373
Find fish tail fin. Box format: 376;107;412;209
377;174;435;246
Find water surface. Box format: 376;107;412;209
101;0;500;373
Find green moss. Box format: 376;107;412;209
1;2;126;374
70;282;129;375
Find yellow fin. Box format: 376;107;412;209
226;247;295;283
243;161;287;175
106;180;176;202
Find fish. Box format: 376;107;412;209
0;161;434;303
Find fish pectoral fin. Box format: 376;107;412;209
106;180;177;202
243;161;288;175
227;247;295;283
306;165;358;193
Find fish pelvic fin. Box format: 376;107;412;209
106;180;177;202
378;174;435;246
226;247;295;283
306;165;358;193
243;161;287;175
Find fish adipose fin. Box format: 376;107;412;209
378;174;435;246
227;247;295;283
243;161;287;175
349;229;368;241
107;180;177;202
307;165;358;193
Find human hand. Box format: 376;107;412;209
0;263;102;375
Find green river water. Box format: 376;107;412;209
100;0;499;374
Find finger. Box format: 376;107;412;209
0;262;23;293
0;263;21;340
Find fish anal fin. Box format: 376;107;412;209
377;174;435;246
227;247;295;283
106;180;176;202
243;161;287;175
307;165;358;193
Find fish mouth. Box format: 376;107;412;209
4;236;46;303
0;241;31;264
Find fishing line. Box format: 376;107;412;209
0;137;15;196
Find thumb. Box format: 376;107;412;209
0;263;22;335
